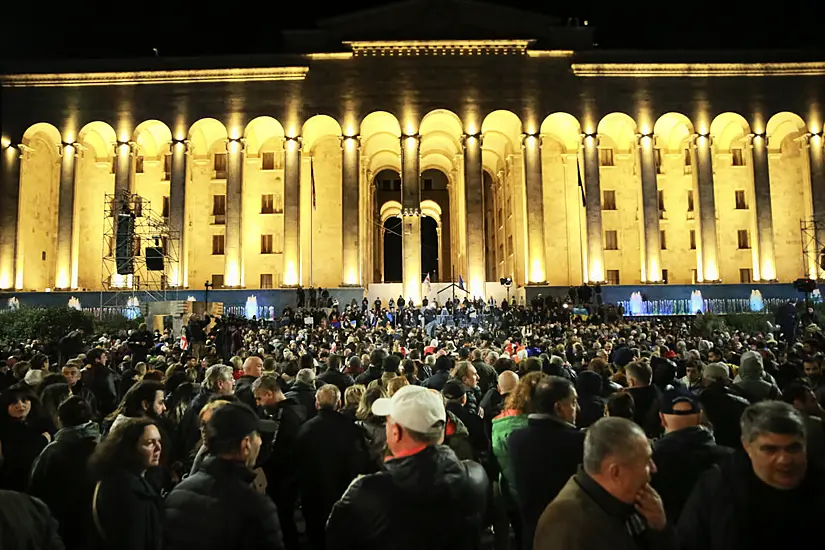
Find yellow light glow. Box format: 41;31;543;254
56;271;69;290
530;260;545;284
171;267;180;288
571;62;825;77
284;262;298;286
703;262;719;282
1;67;309;87
14;270;23;290
470;278;485;299
225;261;241;288
227;140;241;154
345;268;358;286
589;259;604;284
0;272;9;289
0;137;9;148
762;260;776;281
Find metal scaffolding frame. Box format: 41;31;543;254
100;190;180;311
800;217;825;279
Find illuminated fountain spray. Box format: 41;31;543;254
629;292;643;316
690;290;705;314
749;289;764;312
68;296;82;311
245;295;259;319
7;297;19;310
125;296;140;320
812;289;822;304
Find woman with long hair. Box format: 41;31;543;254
355;385;388;470
0;386;50;491
88;417;163;550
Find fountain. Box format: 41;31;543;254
187;295;196;302
245;295;259;319
629;292;643;316
749;289;764;312
68;297;82;311
7;297;19;310
813;289;823;304
690;290;705;314
125;296;140;320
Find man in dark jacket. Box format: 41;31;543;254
233;356;263;411
326;385;488;550
679;401;825;550
698;363;750;449
164;403;284;550
82;348;119;417
294;384;371;550
28;397;99;550
423;355;453;391
509;375;586;550
624;362;662;438
285;368;318;420
317;353;355;395
0;490;65;550
355;348;386;386
650;385;733;523
252;374;307;550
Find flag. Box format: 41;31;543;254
424;272;431;295
310;156;317;211
577;157;587;208
458;274;465;290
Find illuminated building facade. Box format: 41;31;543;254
1;0;825;305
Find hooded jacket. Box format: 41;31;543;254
326;445;488;550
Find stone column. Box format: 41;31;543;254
224;139;244;287
168;140;188;287
283;137;301;286
463;133;485;295
341;135;361;286
581;134;604;282
692;134;720;281
807;134;825;250
401;134;421;304
114;141;134;199
55;142;77;289
0;144;21;289
637;134;662;282
748;134;776;280
522;133;547;284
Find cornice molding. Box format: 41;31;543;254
343;40;535;56
0;67;309;88
571;62;825;77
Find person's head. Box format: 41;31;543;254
658;384;701;433
803;357;821;379
605;392;635;419
453;361;479;389
386;376;410;396
119;380;166;420
372;385;446;457
684;359;704;383
204;364;234;395
327;354;342;373
57;395;93;428
344;384;365;409
89;417;162;479
356;385;387;421
781;383;820;415
251;374;284;407
30;353;49;371
497;370;519;396
203;403;262;469
741;401;807;490
87;348;107;366
702;362;731;385
1;386;33;421
442;379;468;405
625;362;652;388
504;371;548;415
243;356;263;378
583;417;655;504
708;348;722;363
316;384;341;411
533;376;578;425
61;362;82;386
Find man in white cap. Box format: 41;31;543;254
326;385;489;550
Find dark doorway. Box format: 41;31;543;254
383;217;402;282
421;216;439;282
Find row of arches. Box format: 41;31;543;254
7;108;818;291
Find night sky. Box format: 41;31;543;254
0;1;822;62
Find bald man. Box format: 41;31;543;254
481;370;520;436
234;356;264;410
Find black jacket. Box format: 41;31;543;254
317;368;355;395
698;383;750;449
0;419;48;492
233;375;258;411
260;397;307;493
354;365;382;386
93;470;162;550
650;426;733;523
285;381;317;420
82;365;120;418
508;415;586;550
326;445;488;550
164;457;284;550
0;490;64;550
29;422;100;550
678;453;825;550
423;370;451;391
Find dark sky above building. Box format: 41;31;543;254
0;0;822;62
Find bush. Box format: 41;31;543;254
94;314;143;335
692;312;726;338
724;313;773;335
0;306;94;345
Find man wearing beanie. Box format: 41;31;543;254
163;403;284;550
326;385;488;549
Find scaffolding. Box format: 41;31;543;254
800;217;825;279
100;191;180;312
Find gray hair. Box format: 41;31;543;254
583;417;648;475
316;384;341;409
296;368;316;387
741;401;806;444
251;374;282;394
203;365;233;391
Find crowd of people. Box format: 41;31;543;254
0;294;824;550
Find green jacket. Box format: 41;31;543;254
491;411;528;489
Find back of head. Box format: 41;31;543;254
58;395;93;428
532;376;575;417
739;351;764;381
204;403;260;456
625;362;652;386
316;384;341;410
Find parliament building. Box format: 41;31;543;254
2;0;825;305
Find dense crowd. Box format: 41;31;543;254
0;295;823;550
